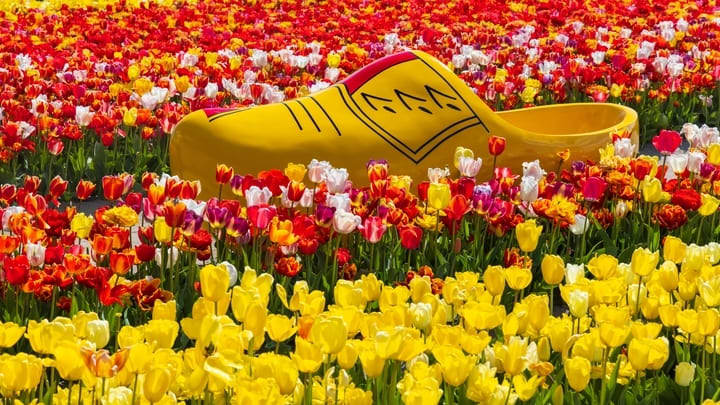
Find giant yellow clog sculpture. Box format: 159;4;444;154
170;50;638;196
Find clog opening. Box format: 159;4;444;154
497;104;629;135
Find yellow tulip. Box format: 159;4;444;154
466;362;500;402
630;247;659;276
0;322;25;348
699;275;720;307
143;367;172;403
708;144;720;165
152;300;177;321
123;107;137;127
357;273;383;301
427;182;451;210
453;146;474;169
199;264;230;302
541;254;565;285
663;236;687;263
433;345;475;386
505;266;532;291
542;317;572;352
461;301;505;330
70;213;94;239
483;265;505;296
658;304;680;327
564;356;591;391
0;353;44;393
496;336;528;376
153;217;172;244
144;320;179;349
284;163;307;182
117;325;145;349
587;254;619;280
657;261;679;291
642;177;664;203
628;338;650;370
699;193;720;216
677;309;699;334
334;280;367;308
291;338;323;373
26;318;75;354
358;344;385;377
599;322;630;348
567;289;589;318
337;340;359;369
698;309;720;336
265;314;296;343
52;341;88;382
515;219;543;252
513;374;542;401
646;337;669;370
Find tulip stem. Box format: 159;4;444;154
635;276;643;319
600;347;608;405
697;215;705;245
702;336;707;400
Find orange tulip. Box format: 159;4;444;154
23;193;47;217
81;348;129;378
161;201;186;228
110;252;134;275
92;234;113;256
23;175;41;193
0;235;20;254
269;218;300;246
63;254;91;274
148;184;166;205
75;180;96;200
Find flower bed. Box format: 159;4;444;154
1;127;720;403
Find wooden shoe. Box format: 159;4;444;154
170;50;638;197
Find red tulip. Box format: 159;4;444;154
4;255;30;286
398;224;423;250
48;176;68;202
488;135;507;156
581;176;607;202
652;130;682;155
216;164;234;184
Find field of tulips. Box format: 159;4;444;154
2;124;720;403
4;0;720;404
1;0;720;191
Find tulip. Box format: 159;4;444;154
564;356;591;391
0;353;44;393
360;216;386;243
630;247;659;276
152;300;177;321
582;176;607;202
433;345;475;386
0;322;24;348
652;129;682;155
675;362;696;386
86;320;110;348
541;255;565;285
215;164;233;185
657;261;679;292
505;266;532;291
427;182;451;210
515;219;542;252
199;264;230;302
567;289;589;318
642;177;665;203
488;135;506;156
483;265;505;296
143;367;172;403
311;316;347;354
266;314;296;343
291;338;324;373
699;193;720;216
284;162;307;182
697;309;720;336
663;236;686;263
398;224;423;250
587;254;618;279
